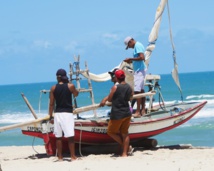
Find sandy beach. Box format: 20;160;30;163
0;145;214;171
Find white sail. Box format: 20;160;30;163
145;0;183;99
145;0;168;66
166;2;183;99
172;63;182;94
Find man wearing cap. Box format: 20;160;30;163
106;69;134;157
108;68;119;83
123;36;146;118
99;68;118;107
49;68;79;161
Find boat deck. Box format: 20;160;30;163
74;101;202;123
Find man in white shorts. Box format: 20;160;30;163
123;36;147;118
49;68;79;161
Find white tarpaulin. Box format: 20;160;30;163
81;61;134;88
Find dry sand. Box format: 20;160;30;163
0;145;214;171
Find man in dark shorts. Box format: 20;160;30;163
106;69;134;157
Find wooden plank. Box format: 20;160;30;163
0;115;50;132
132;91;155;99
73;91;155;114
145;75;160;81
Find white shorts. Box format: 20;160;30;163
134;70;146;92
54;112;75;138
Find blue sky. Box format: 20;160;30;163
0;0;213;85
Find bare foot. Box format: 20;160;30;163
141;112;145;116
71;157;81;161
54;158;63;162
121;154;128;157
141;109;146;116
132;113;141;118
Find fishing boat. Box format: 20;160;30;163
0;57;207;155
0;0;207;155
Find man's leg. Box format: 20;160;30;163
56;137;63;160
107;132;123;155
107;119;123;145
68;137;77;160
121;133;130;157
107;119;123;155
132;91;141;117
133;70;144;117
141;89;146;115
131;99;136;108
107;132;123;145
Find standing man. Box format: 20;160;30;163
49;68;79;161
123;36;147;118
107;69;134;157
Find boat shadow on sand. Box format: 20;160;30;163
25;144;199;160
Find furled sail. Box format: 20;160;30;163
81;61;134;87
81;61;132;82
145;0;183;100
145;0;168;66
166;2;183;100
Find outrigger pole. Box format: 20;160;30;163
21;93;38;119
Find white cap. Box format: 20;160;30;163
124;36;132;50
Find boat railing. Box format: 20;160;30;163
144;74;166;113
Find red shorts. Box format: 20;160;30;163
107;116;131;134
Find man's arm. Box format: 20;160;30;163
99;96;108;107
124;53;145;63
68;83;79;97
48;85;56;118
107;85;117;102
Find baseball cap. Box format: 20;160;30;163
108;68;118;78
115;69;125;79
124;36;132;50
56;69;68;80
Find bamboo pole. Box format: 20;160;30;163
21;93;38;119
0;115;50;132
73;91;155;114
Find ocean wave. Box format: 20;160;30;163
186;94;214;100
1;99;213;124
0;112;47;124
0;109;108;124
177;117;214;129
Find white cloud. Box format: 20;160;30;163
102;33;119;40
100;33;120;47
64;41;78;52
33;40;51;49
